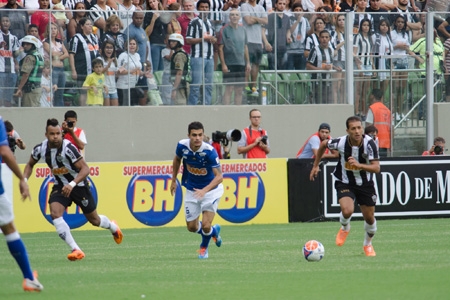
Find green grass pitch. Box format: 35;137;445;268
1;219;450;299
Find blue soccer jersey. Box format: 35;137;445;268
0;117;9;195
175;139;221;191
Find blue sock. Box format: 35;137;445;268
200;227;217;248
6;233;34;280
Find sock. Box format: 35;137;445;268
200;227;213;248
339;212;351;231
364;220;377;246
99;215;117;233
53;217;80;250
5;231;34;280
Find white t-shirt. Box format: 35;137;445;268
40;75;53;107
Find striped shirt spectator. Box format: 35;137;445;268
186;16;214;59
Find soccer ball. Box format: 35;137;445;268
303;240;325;262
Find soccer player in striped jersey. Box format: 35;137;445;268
310;116;380;256
24;118;123;261
170;121;223;259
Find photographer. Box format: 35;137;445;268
237;109;270;159
3;120;26;155
62;110;87;156
422;137;446;156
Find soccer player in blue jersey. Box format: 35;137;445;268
170;121;223;259
310;116;380;257
0;116;43;292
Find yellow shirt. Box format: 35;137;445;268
83;72;105;105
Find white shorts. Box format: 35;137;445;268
0;193;14;226
184;184;224;222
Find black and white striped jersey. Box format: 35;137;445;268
328;135;379;186
31;139;86;187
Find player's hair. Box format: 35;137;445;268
434;137;446;144
346;116;362;129
249;109;260;117
46;118;60;131
64;110;78;120
188;121;204;134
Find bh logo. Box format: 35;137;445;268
39;177;98;229
126;174;183;226
218;173;265;223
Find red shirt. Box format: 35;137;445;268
177;13;197;54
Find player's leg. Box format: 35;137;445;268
49;195;84;260
360;205;377;256
0;194;43;291
77;186;123;244
335;182;355;246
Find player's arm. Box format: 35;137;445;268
193;166;223;200
0;145;30;200
170;155;181;196
347;157;380;174
310;139;329;181
23;156;39;181
61;158;90;197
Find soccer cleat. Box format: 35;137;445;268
197;247;209;259
335;228;350;246
23;271;43;292
212;224;222;247
111;220;123;244
363;245;376;257
67;249;85;261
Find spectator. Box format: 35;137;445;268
169;33;189;105
116;38;143;106
30;0;57;40
218;8;251;105
67;1;87;41
353;18;374;118
82;58;108;106
167;2;182;35
296;122;337;159
380;0;398;11
353;0;373;35
144;0;168;72
371;19;393;93
177;0;197;54
52;0;69;31
237;109;270;159
339;0;355;12
304;17;327;59
116;0;136;32
390;0;422;41
43;22;69;107
90;0;117;38
265;0;292;70
422;137;446;156
287;2;310;70
68;17;100;106
307;30;338;104
222;0;242;26
62;110;87;154
161;36;173;105
99;39;119;106
14;35;44;107
209;0;225;70
186;0;216;105
101;14;126;56
144;60;163;105
241;0;268;96
0;15;20;107
332;14;346;103
444;37;450;102
316;6;334;33
366;0;389;34
437;13;450;41
39;60;56;107
365;88;391;157
0;0;29;40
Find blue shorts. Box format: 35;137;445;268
104;92;118;99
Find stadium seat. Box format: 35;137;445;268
260;54;269;70
279;72;303;104
212;71;223;105
154;70;164;86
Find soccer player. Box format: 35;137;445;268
0;116;43;292
170;121;223;259
23;118;123;261
310;116;380;256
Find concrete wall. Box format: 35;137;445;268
434;103;450;145
1;105;353;164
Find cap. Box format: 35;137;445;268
318;123;331;131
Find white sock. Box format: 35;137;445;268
202;228;212;236
364;220;377;246
99;215;117;233
339;212;351;231
53;217;80;250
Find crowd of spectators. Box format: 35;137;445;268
0;0;449;109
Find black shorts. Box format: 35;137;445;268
223;65;246;85
334;181;377;207
247;43;263;65
49;185;97;214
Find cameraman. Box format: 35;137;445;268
237;109;270;159
422;137;446;156
62;110;87;155
4;120;26;154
